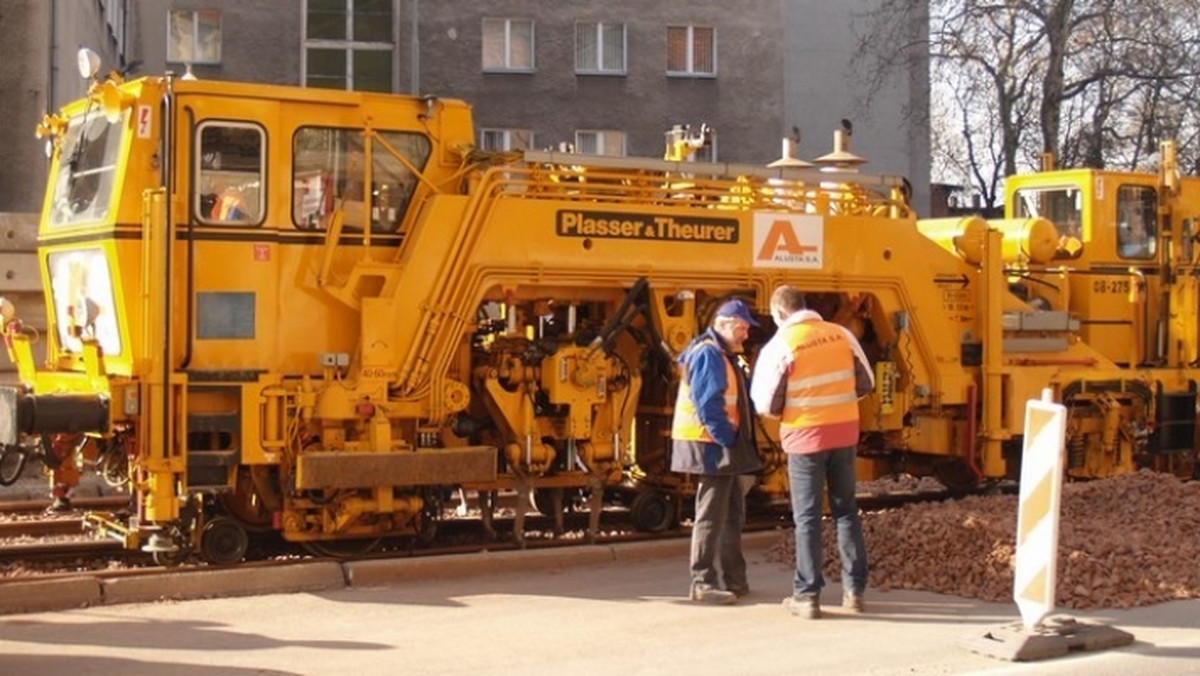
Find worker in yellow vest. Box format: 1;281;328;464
750;285;874;619
671;298;763;605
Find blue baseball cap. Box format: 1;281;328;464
715;298;760;327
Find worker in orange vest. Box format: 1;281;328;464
209;187;252;222
671;298;763;605
751;285;874;619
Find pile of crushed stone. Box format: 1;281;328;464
764;469;1200;609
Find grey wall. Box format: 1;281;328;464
131;0;302;85
783;0;931;213
0;1;50;212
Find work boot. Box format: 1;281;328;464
782;595;820;619
690;583;737;605
728;585;751;599
842;591;865;613
48;496;73;512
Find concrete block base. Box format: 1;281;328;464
959;615;1134;662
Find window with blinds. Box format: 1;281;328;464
575;130;626;156
483;18;535;71
667;25;716;76
480;129;534;151
575;22;626;74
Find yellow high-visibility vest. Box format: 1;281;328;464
672;340;739;442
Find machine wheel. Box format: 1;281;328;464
301;538;383;558
152;549;186;567
146;526;188;567
0;444;28;486
218;469;276;531
416;516;438;546
630;490;674;533
96;437;130;488
532;487;561;516
201;516;250;565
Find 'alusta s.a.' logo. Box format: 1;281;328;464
752;213;823;268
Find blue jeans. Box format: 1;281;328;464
788;447;867;598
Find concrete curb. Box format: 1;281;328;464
0;576;103;614
345;545;617;587
101;561;347;605
0;531;787;615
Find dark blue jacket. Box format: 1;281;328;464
670;327;762;476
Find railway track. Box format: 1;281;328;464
0;496;131;514
0;485;959;577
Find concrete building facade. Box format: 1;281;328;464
0;0;930;214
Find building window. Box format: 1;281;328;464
196;123;266;225
304;0;396;92
575;22;625;74
167;10;221;64
694;136;717;162
667;26;715;76
482;18;535;71
576;130;626;156
480;129;533;152
100;0;127;56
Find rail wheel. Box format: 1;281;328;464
147;527;189;567
630;489;674;533
201;516;250;565
301;537;383;558
152;549;186;567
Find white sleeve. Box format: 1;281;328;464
750;337;789;416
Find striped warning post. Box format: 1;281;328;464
1013;388;1067;630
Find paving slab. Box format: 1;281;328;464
2;534;1198;675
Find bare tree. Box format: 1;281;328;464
853;0;1200;205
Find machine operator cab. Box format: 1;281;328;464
1008;173;1159;265
1005;158;1194;367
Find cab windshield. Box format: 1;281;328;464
48;109;125;227
1014;186;1082;240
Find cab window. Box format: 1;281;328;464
292;127;431;232
1116;185;1156;259
49;110;125;228
1014;186;1082;240
196;123;265;225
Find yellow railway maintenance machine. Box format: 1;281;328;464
0;52;1197;564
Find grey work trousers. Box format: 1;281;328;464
689;473;748;593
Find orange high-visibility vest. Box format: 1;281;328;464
671;340;739;442
779;321;859;431
212;189;250;221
